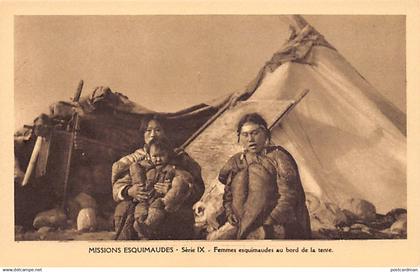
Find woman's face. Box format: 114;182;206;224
144;120;165;145
239;121;267;154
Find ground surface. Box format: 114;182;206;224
15;227;406;241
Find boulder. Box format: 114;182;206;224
367;209;406;230
74;192;97;209
341;198;376;221
37;226;53;233
37;226;53;240
350;223;371;234
67;198;81;222
15;225;24;234
386;208;407;221
342;226;350;232
390;215;407;234
309;201;349;231
77;208;97;232
33;208;67;230
366;213;394;230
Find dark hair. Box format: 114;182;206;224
139;114;167;134
237;112;270;142
145;137;175;159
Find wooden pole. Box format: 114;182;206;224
21;136;43;186
61;80;84;211
181;94;237;149
269;89;309;130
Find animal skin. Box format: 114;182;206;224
231;160;278;239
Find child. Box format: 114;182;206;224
129;138;193;239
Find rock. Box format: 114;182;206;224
396;213;407;222
309;202;349;231
37;226;53;240
390;217;407;234
366;213;394;230
15;225;24;234
74;192;97;209
37;226;53;234
342;226;350;232
381;215;407;238
77;208;97;232
33;208;67;230
341;198;376;221
350;223;371;234
386;208;407;221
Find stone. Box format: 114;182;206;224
33;208;67;229
385;208;407;221
341;198;376;221
350;223;371;234
37;226;53;240
370;209;407;232
74;192;97;209
396;213;407;222
366;213;394;230
390;218;407;234
77;208;97;232
37;226;53;234
15;225;24;234
309;201;349;231
342;226;350;232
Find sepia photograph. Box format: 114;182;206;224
13;14;407;241
2;2;419;267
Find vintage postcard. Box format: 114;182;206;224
1;0;419;268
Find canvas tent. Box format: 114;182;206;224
249;16;406;214
14;86;230;228
14;15;406;238
188;15;406;232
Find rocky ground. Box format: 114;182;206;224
15;193;407;241
312;225;407;240
15;227;115;241
15;211;407;241
15;226;405;241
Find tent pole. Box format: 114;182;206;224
269;88;309;130
180;95;234;149
285;15;309;31
61;80;84;212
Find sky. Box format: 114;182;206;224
14;15;406;129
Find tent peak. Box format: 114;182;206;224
285;15;310;31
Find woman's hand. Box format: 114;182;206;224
127;184;152;201
154;182;171;195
